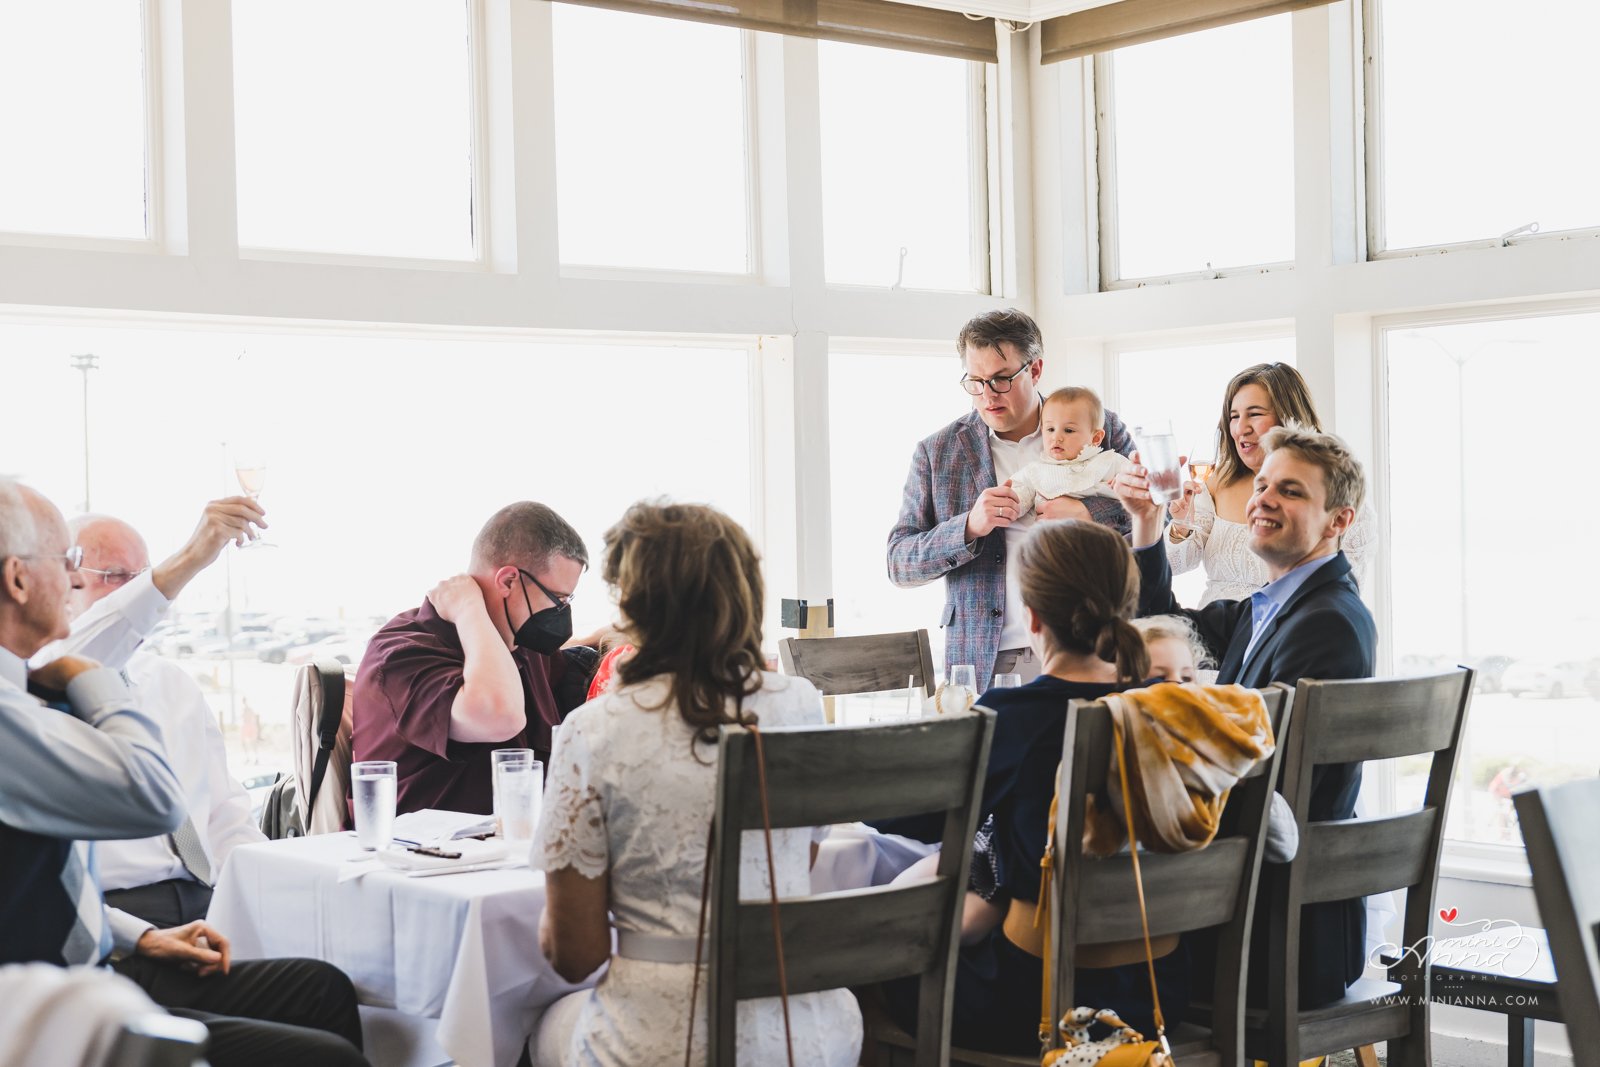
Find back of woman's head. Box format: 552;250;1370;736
1017;520;1149;682
1215;362;1324;486
602;501;765;742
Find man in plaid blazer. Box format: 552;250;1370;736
887;309;1133;690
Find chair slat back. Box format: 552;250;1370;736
1050;686;1293;1061
779;631;938;696
707;709;995;1066
1515;778;1600;1067
719;715;987;830
1259;668;1475;1063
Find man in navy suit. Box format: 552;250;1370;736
1116;423;1377;1009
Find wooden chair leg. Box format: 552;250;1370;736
1354;1045;1380;1067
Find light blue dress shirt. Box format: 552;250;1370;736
1238;552;1340;667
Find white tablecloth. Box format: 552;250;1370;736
208;833;596;1067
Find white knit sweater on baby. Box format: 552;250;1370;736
1008;445;1132;515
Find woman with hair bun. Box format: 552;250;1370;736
884;519;1187;1056
531;501;862;1067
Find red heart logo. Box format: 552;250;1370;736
1439;907;1458;923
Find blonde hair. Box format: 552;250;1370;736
602;501;766;746
1017;521;1149;683
1261;424;1366;513
1214;363;1323;488
1132;615;1215;672
1043;386;1105;431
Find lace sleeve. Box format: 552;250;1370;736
1165;485;1216;576
1341;502;1378;595
532;708;609;879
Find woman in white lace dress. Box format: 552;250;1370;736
1167;363;1375;606
531;502;863;1067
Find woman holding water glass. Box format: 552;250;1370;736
1166;363;1375;605
531;502;861;1067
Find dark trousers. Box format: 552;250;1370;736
112;955;368;1067
104;878;213;928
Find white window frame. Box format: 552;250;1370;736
231;0;490;271
1363;0;1600;260
555;22;763;285
1092;48;1295;290
0;0;163;252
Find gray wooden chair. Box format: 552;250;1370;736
1245;669;1476;1067
877;686;1293;1067
1514;776;1600;1067
706;710;995;1066
778;630;938;699
107;1013;209;1067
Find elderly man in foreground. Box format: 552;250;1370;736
0;480;369;1067
41;501;269;927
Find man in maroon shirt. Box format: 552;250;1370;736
353;502;592;816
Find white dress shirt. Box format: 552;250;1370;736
986;419;1043;654
38;573;265;891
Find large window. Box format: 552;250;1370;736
232;0;477;259
818;42;987;292
1386;312;1600;845
1099;15;1294;282
828;348;957;695
3;324;753;780
1114;334;1296;606
552;4;750;273
0;0;148;240
1372;0;1600;252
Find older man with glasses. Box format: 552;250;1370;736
1;480;370;1067
887;309;1136;698
35;500;270;930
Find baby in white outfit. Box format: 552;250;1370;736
1007;386;1132;516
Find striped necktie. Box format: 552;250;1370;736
61;842;112;965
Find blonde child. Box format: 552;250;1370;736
1132;614;1215;683
1006;387;1132;518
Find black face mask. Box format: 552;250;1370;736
505;568;573;655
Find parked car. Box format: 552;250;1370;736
287;632;373;668
1461;654;1515;694
1501;659;1595;699
256;625;344;664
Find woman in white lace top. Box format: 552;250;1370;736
1167;363;1375;606
531;502;862;1067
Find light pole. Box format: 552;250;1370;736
69;354;99;511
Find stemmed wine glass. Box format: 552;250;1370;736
231;447;273;548
1170;430;1220;534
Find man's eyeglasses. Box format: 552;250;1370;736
518;568;575;610
82;565;150;588
959;360;1034;396
19;547;84;572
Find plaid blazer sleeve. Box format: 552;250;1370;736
886;434;980;588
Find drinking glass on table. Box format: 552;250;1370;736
1133;421;1185;506
491;747;536;826
937;664;978;714
494;758;544;856
992;673;1023;690
352;761;397;851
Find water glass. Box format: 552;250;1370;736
494;759;544;851
938;664;978;714
1134;420;1185;506
992;673;1023;689
491;747;536;822
351;761;397;851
